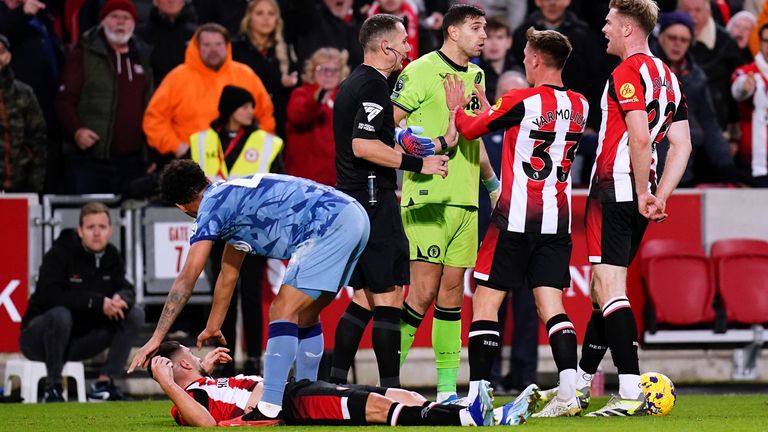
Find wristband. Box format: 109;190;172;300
437;135;448;153
399;154;424;173
483;174;501;192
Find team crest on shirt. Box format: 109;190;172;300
619;82;635;98
244;148;259;162
474;72;482;84
428;245;441;258
190;222;197;236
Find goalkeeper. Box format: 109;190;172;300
391;4;499;402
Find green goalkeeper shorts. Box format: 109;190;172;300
401;203;478;268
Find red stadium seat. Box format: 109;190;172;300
710;239;768;325
639;240;716;330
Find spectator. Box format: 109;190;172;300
474;0;527;31
143;23;275;158
653;11;739;186
233;0;297;139
54;0;154;195
414;0;447;55
726;10;757;63
678;0;745;129
476;70;539;394
284;47;349;186
196;0;247;37
475;16;517;102
137;0;198;84
0;34;47;193
731;22;768;187
79;0;154;38
190;85;284;375
511;0;606;129
0;0;65;192
284;0;364;68
368;0;420;59
19;202;145;402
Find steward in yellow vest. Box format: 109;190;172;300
190;85;284;180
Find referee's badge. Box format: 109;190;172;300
244;148;259;162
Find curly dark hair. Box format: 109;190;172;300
147;340;183;379
160;159;209;205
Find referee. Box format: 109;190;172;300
331;13;450;388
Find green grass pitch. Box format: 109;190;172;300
1;394;766;431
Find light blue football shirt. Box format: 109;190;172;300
190;174;356;259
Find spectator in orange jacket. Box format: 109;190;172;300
143;23;275;158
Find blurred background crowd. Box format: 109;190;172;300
3;0;768;200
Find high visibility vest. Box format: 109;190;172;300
189;128;283;181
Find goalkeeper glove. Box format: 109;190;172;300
395;126;435;157
483;174;501;208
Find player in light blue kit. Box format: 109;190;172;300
129;160;370;425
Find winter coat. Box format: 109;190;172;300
22;229;136;336
284;83;337;186
142;29;276;155
137;4;198;84
0;66;47;192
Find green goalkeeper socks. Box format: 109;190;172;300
400;302;424;366
433;305;462;396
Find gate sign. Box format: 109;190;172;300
0;199;28;352
153;222;205;279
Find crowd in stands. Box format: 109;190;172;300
2;0;768;197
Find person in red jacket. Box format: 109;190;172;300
284;47;349;186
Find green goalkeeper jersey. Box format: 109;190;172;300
391;50;485;207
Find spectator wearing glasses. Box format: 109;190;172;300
284;47;349;186
652;11;739;186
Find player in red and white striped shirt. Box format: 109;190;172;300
446;27;588;417
578;0;691;418
147;341;527;427
731;22;768;187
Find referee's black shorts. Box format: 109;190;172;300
341;188;410;292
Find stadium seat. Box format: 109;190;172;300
711;239;768;325
639;240;716;331
3;358;86;403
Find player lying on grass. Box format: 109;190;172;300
148;341;538;427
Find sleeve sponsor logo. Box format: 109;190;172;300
619;82;636;98
489;98;503;115
358;122;375;131
391;75;407;99
362;102;383;121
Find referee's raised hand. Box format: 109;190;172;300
421;154;450;178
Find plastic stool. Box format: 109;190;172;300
3;358;86;403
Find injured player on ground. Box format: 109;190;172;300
148;341;538;427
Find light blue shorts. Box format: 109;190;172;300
283;201;370;299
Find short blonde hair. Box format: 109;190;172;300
79;202;110;226
610;0;659;35
301;47;350;85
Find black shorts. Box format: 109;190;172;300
473;223;572;291
283;379;387;425
341;189;410;292
585;197;649;267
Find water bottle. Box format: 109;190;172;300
367;171;377;207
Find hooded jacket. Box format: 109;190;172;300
143;29;276;156
21;229;135;335
0;65;47;192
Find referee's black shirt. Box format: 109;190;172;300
334;64;398;190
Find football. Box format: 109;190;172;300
640;372;677;416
